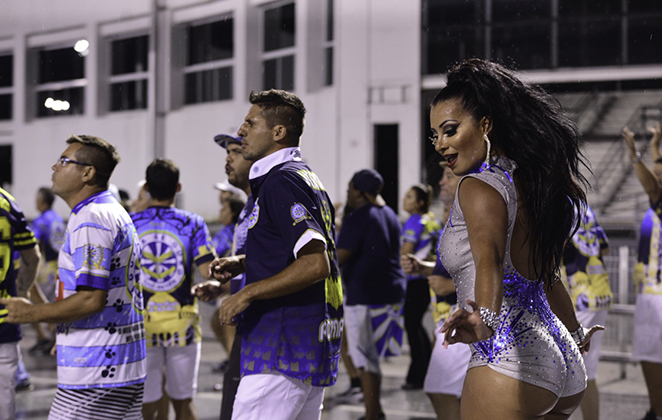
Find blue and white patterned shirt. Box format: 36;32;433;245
56;191;146;389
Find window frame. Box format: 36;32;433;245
260;1;296;91
182;13;235;105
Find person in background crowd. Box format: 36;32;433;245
1;134;147;419
337;168;406;420
0;187;41;420
132;158;215;420
27;187;64;354
400;184;440;390
402;164;470;420
561;203;612;420
622;122;662;420
194;129;253;420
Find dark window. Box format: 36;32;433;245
492;22;551;69
628;16;662;65
558;18;622;67
422;0;484;75
326;0;334;42
425;26;482;74
424;0;482;27
184;16;234;104
492;0;550;23
0;94;11;120
185;67;233;104
112;35;148;75
264;3;295;52
324;47;333;86
188;19;234;65
0;55;12;87
559;0;621;17
0;145;11;187
37;87;84;117
263;55;294;91
627;1;662;14
39;47;84;83
111;80;148;111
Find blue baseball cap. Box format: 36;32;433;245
214;131;242;149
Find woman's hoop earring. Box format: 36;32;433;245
481;134;491;170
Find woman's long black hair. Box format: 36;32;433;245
431;58;589;288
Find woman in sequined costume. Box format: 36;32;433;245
430;58;603;420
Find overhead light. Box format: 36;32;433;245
74;39;89;53
44;98;70;112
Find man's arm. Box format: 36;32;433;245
16;247;41;298
218;240;329;324
0;286;107;324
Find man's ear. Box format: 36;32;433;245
80;165;97;185
272;125;287;143
176;183;182;193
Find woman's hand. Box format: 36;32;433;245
440;299;494;347
578;324;606;354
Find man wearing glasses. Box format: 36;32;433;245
0;135;147;419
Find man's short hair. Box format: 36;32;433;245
249;89;306;143
66;134;120;189
37;187;55;208
145;158;179;201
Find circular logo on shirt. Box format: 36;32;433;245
290;203;308;225
248;201;260;229
139;231;186;292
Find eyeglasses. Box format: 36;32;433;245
429;135;439;146
56;157;92;167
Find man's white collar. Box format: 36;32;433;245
249;147;302;180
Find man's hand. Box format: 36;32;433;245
191;280;226;302
400;253;421;275
208;255;245;283
0;297;35;324
217;288;252;326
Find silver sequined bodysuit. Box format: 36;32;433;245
439;156;587;398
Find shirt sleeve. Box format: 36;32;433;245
193;217;216;264
263;172;327;259
402;214;423;245
8;198;36;250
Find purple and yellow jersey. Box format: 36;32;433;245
635;206;662;295
56;191;146;389
32;208;65;262
562;204;613;311
243;147;342;387
0;187;37;344
131;206;215;347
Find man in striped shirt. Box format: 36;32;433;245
1;135;146;419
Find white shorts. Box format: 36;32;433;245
423;325;471;397
633;293;662;364
576;309;608;380
344;304;404;375
143;343;201;403
232;372;325;420
0;342;19;420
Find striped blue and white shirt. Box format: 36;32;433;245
56;191;146;389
